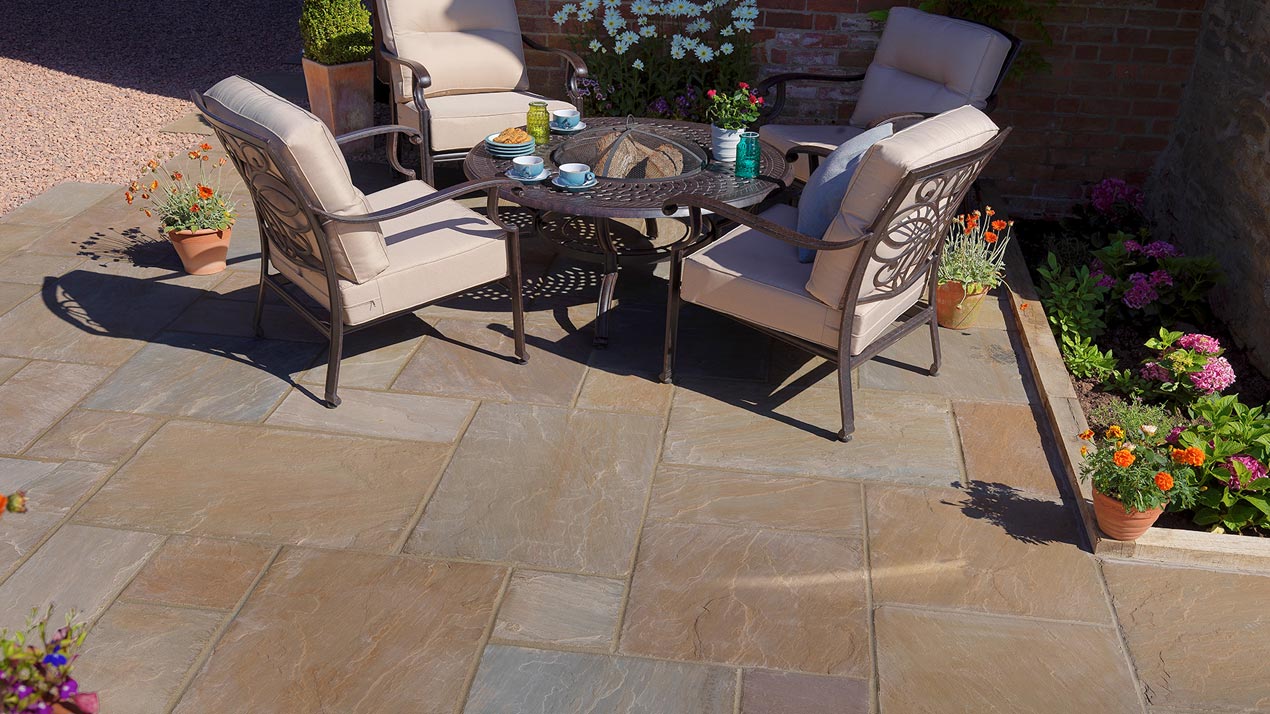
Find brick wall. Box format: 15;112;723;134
1150;0;1270;372
517;0;1205;218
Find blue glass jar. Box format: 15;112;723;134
734;132;761;179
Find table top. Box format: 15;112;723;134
463;117;793;220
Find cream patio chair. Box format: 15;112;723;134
757;7;1018;181
374;0;588;184
193;75;527;408
660;106;1009;441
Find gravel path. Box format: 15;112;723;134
0;0;302;216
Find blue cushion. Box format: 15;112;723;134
795;123;894;263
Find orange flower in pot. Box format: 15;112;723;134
935;208;1014;330
126;147;237;275
1077;423;1199;541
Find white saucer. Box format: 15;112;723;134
551;122;587;134
551;176;599;191
505;168;553;183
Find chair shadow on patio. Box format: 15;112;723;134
946;481;1085;547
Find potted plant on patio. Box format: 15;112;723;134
128;146;237;275
1078;423;1198;540
0;489;27;521
705;82;763;161
2;607;98;714
299;0;374;143
935;207;1013;329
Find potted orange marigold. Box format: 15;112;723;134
1078;423;1199;540
127;144;237;275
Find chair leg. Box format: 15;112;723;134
837;359;855;442
252;271;267;338
323;320;344;408
660;253;683;384
506;230;528;364
928;309;942;377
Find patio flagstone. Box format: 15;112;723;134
0;459;116;580
0;223;52;259
740;669;870;714
0;252;85;286
267;388;476;442
173;548;504;714
954;400;1063;497
0;360;114;454
122;536;276;611
0;282;36;316
492;570;626;650
25;408;161;463
75;421;451;550
860;327;1031;404
0;182;118;226
299;316;430;390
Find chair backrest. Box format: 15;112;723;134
807;106;1006;315
194;76;390;289
377;0;529;102
850;8;1017;128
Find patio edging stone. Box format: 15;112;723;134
1003;241;1270;574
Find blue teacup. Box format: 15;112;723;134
558;163;595;186
552;109;581;129
512;156;545;179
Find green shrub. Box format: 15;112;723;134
1087;397;1180;436
1037;252;1109;342
1174;396;1270;533
1061;335;1116;380
300;0;373;66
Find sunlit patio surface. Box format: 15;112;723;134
0;138;1265;713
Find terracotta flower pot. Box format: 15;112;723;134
1093;490;1163;541
936;281;989;329
302;57;374;153
167;227;232;275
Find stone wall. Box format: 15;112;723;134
516;0;1204;217
1150;0;1270;372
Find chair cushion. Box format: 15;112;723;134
807;106;1000;308
796;122;893;262
201;76;389;284
399;92;574;152
759;123;865;183
849;7;1012;128
378;0;528;100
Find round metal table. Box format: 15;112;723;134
464;117;793;346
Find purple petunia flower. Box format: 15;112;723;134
1142;241;1181;258
1189;356;1236;394
1177;333;1221;354
1140;362;1171;382
59;679;79;699
1224;455;1268;491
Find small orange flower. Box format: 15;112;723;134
985;207;995;216
140;193;149;200
1171;446;1205;466
1020;302;1029;310
197;184;214;200
217;157;228;166
1080;445;1089;457
0;494;6;513
984;231;999;243
129;180;139;192
190;204;200;213
188;151;200;159
144;209;152;217
200;142;212;151
202;155;210;161
1078;429;1094;441
146;159;159;170
171;172;183;181
991;219;1007;231
1105;425;1125;440
1155;472;1174;491
124;191;133;205
149;179;159;191
1113;449;1135;468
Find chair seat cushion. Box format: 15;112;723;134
759;124;865;183
681;204;919;355
399;92;574;152
282;181;510;326
796;122;893;262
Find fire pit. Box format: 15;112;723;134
551;120;708;181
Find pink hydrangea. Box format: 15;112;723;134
1142;241;1181;258
1096;274;1116;288
1177;333;1221;355
1224;455;1268;490
1165;425;1185;444
1189;356;1236;395
1123;240;1143;253
1148;269;1173;287
1092;178;1145;215
1140;362;1171;382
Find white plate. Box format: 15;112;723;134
550;121;588;134
505;168;554;183
485;133;535;149
551;175;599;191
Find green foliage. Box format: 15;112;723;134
1087;398;1181;436
1090;232;1220;325
868;0;1054;76
1078;426;1198;513
1176;396;1270;533
1037;252;1109;342
300;0;372;66
1;607;90;711
129;148;237;233
705;83;763;130
1061;335;1116;380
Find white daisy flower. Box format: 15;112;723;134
577;9;592;20
589;39;603;51
720;42;734;54
639;24;657;37
580;0;599;9
552;8;570;24
694;44;715;62
670;45;687;59
633;59;645;70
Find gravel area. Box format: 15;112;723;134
0;0;303;216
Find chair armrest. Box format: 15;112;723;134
869;112;933;130
756;71;866;123
522;34;589;106
784;144;836;179
334;125;422;146
314;178;523;224
661;194;867;252
379;44;432;110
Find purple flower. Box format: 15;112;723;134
1140;362;1171;382
1166;425;1185;444
1189;356;1236;395
14;683;33;699
1092;178;1145;215
1224;455;1268;490
1177;333;1221;355
1142;241;1180;258
1122;273;1158;309
29;703;52;714
648;97;670;116
42;645;67;666
1123;239;1142;253
59;679;79;699
1148;269;1173;287
1096;273;1116;288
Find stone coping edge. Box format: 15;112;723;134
1003;241;1270;574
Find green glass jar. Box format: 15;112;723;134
526;101;551;145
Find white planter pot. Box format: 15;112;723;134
711;125;745;161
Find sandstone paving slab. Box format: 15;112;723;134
75;602;224;714
0;456;61;491
14;461;113;514
0;183;118;226
394;318;590;406
0;263;223;365
464;644;736;714
82;332;320;422
268;387;474;442
173;548;504;714
620;521;869;677
492;570;625;650
0;461;115;579
0;513;64;581
860;327;1030;404
740;669;870;714
575;367;674;416
874;606;1141;713
0;356;24;383
301;316;430;390
23;190;165;258
1104;561;1270;711
407;404;662;575
0;524;164;630
167;297;325;343
25;409;162;463
0;252;85;285
648;464;863;537
0;282;37;317
76;421;451;550
662;382;962;486
122;536;276;610
867;484;1110;623
0;222;51;258
955;400;1063;497
0;360;114;454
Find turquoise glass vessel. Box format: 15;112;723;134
734;132;760;179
